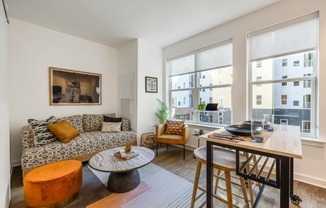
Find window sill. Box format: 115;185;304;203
185;122;225;130
301;137;326;148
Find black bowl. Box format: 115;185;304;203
242;121;251;128
225;124;262;136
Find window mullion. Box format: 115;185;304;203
251;76;315;85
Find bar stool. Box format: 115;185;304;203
191;146;250;208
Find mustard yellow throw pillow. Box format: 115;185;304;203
48;121;80;143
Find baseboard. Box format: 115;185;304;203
185;144;196;151
294;173;326;189
11;160;21;167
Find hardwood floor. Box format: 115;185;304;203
153;145;326;208
10;145;326;207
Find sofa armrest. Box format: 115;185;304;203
156;124;166;137
21;125;35;150
183;125;189;143
121;119;130;131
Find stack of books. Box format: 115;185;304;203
114;148;139;160
208;133;244;143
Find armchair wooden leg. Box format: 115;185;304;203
167;144;169;150
156;142;159;156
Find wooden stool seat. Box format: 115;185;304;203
24;160;82;208
191;147;250;208
194;146;246;171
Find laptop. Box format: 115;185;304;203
205;103;218;111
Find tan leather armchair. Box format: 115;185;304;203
155;124;189;160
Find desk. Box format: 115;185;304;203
199;125;302;208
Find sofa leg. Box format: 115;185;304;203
156;142;159;157
183;144;186;160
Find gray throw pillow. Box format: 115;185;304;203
28;116;57;147
57;115;84;133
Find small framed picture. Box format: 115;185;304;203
145;76;158;93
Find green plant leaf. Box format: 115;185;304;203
155;99;169;124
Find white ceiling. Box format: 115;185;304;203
6;0;281;48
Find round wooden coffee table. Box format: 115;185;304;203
88;146;155;193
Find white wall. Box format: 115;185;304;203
137;39;163;140
0;5;10;208
119;39;163;143
118;40;138;131
164;0;326;188
9;19;119;165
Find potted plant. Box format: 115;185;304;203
155;99;168;124
197;101;206;111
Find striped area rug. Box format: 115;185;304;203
88;163;205;208
166;188;206;208
88;163;248;208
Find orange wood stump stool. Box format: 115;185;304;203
24;160;82;208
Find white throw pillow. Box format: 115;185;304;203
101;122;121;132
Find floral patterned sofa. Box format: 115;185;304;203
21;114;137;175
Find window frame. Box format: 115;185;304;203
167;40;233;126
247;15;318;138
249;53;317;137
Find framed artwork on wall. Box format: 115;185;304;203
49;67;102;105
145;76;158;93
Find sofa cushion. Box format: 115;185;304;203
104;116;129;131
83;113;115;132
21;131;137;170
104;116;122;122
103;113;116;117
101;122;121;132
48;121;80;143
28;116;57;147
164;120;184;135
57;115;84;133
121;119;130;131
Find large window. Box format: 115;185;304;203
248;13;318;137
167;41;232;125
